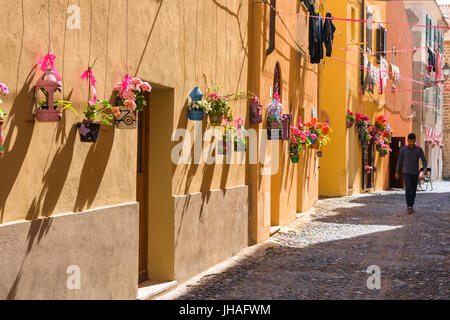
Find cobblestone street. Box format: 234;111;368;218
163;182;449;300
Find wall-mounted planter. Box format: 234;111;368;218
209;112;222;126
309;140;320;149
249;102;263;124
188;108;205;121
35;67;63;123
77;121;101;143
290;154;299;163
376;144;382;152
218;137;231;155
317;150;323;157
346;121;354;128
234;140;248;152
116;107;137;129
281;114;291;141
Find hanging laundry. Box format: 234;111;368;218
363;57;376;94
308;5;323;64
322;12;336;57
380;58;389;88
427;48;436;73
435;50;442;78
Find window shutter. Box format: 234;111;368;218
376;25;382;61
426;15;430;46
383;28;387;58
366;6;373;54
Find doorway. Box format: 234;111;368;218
390;137;405;188
362;143;375;190
138;94;150;283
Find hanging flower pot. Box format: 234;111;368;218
346;120;354;128
115;107;137;129
309;140;320;149
234;139;248;152
249;99;263;124
290;154;299;163
317;150;323;157
218;136;232;155
35;66;64;122
209;112;222;126
188;108;205;121
77;121;101;143
376;144;382;152
281;114;292;141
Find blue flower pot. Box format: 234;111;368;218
188;108;204;121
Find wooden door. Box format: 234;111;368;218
137;97;149;283
389;137;405;188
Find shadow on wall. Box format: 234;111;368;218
0;67;36;224
73;125;115;213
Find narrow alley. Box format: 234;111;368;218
160;182;449;300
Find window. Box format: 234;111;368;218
376;24;387;62
392;46;396;66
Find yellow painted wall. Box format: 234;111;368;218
249;0;319;242
320;0;389;197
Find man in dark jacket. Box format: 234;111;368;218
395;133;428;214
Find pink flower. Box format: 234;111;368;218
0;83;9;95
131;78;142;85
292;138;297;144
140;82;152;92
114;82;123;92
123;91;136;100
124;99;136;111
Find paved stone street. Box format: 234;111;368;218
163;182;449;300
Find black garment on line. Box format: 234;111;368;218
322;12;336;57
308;6;323;64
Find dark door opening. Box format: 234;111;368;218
390;137;405;189
138;94;150;283
363;143;375;190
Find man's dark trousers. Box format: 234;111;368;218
404;174;419;208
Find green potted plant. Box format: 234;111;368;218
203;78;250;127
77;100;113;143
346;109;356;128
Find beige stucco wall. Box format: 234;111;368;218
0;203;139;300
0;0;251;286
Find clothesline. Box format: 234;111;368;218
330;55;426;86
278;10;450;30
333;44;438;55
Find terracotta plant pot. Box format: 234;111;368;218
346;120;354;128
208;112;222;126
249;102;263;124
234;140;248;152
290;154;299;163
77;121;101;143
35;109;63;122
188;108;205;121
116;107;137;129
309;140;320;149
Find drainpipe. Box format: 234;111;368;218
361;0;365;88
266;0;276;56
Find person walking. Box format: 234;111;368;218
395;133;428;214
